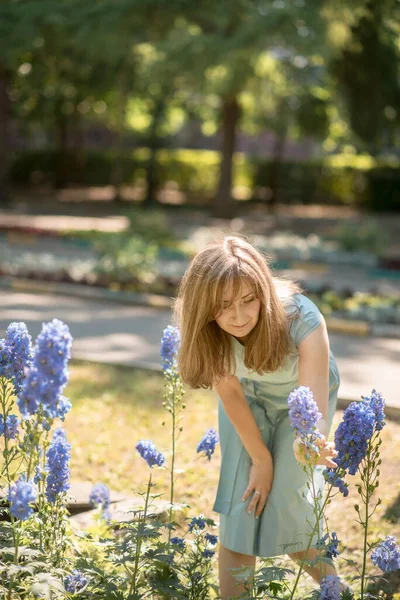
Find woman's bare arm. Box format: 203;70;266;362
296;320;338;467
213;375;273;516
213;375;271;465
298;320;330;437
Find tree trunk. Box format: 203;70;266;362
54;109;68;189
268;128;287;213
0;64;11;205
213;95;241;219
143;96;166;209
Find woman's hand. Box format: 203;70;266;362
293;435;338;468
242;450;274;518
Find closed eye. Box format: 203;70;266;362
244;297;255;303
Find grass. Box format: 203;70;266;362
61;360;400;598
4;360;399;598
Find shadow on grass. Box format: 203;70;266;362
366;570;400;599
384;491;400;524
67;360;166;412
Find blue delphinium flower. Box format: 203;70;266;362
89;483;111;509
136;439;165;468
288;386;322;439
371;536;400;572
188;516;206;532
0;414;19;439
323;399;377;496
53;395;72;422
202;549;215;559
205;533;218;546
363;389;386;432
316;531;340;559
333;401;375;476
171;537;186;549
0;323;34;395
196;428;219;461
319;575;342;600
45;428;71;504
323;468;349;497
64;569;88;594
160;325;180;370
7;475;37;520
18;319;72;419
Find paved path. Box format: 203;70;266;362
0;290;398;412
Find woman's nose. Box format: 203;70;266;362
231;304;242;321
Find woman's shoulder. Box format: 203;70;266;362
287;293;324;346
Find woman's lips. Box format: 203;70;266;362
232;321;250;329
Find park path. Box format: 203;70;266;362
0;289;398;413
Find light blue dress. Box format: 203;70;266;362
213;294;340;558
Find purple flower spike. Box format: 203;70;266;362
136;440;165;468
371;536;400;572
160;326;180;370
288;386;322;439
18;319;72;419
197;428;219;461
89;483;111;510
320;575;342;600
45;428;71;504
0;414;20;439
7;475;37;520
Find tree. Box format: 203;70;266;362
157;0;332;217
331;0;400;154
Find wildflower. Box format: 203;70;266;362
202;549;215;559
64;570;88;594
334;402;375;475
0;414;19;439
319;575;342;600
52;395;72;422
188;516;207;532
371;536;400;572
160;325;180;370
18;319;72;419
101;508;112;523
89;483;111;510
363;389;386;432
45;428;71;503
170;537;186;549
205;532;218;546
196;428;219;461
288;386;322;439
316;531;340;559
0;322;34;395
7;475;37;520
136;439;165;468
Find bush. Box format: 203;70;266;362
9;148;400;210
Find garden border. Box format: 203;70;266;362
1;275;400;340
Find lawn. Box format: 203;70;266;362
57;361;400;597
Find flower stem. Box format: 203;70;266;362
129;472;152;596
168;378;176;543
360;441;372;600
290;478;334;600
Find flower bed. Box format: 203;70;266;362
1;320;400;598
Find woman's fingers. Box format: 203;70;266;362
246;489;267;517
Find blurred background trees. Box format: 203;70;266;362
1;0;399;215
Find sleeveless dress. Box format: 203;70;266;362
213;293;340;558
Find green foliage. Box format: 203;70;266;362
10;148;400;209
332;220;388;254
93;234;159;287
331;0;400;152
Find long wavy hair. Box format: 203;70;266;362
173;235;301;389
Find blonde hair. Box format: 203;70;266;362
173;235;301;389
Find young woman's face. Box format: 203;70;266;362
215;279;261;342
